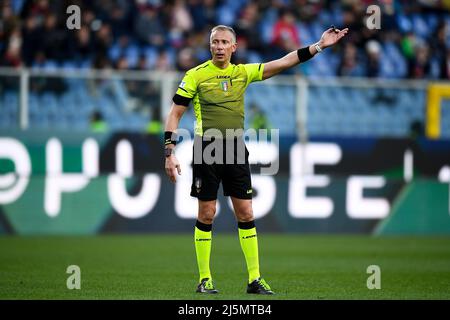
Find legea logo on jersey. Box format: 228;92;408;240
220;81;228;91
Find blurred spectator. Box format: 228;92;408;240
0;0;449;80
21;16;40;66
249;103;271;131
27;0;52;25
108;3;133;39
146;106;163;134
136;53;149;70
292;0;322;23
171;0;193;33
155;50;173;71
146;118;163;134
234;2;263;52
82;9;96;29
365;39;397;105
341;5;365;46
365;39;381;78
38;13;67;62
444;48;450;79
1;3;20;40
167;0;193;48
0;27;23;67
189;0;218;32
184;30;210;62
338;42;363;77
271;9;301;56
176;47;197;71
409;119;424;139
93;23;113;59
134;5;165;48
233;37;250;65
71;26;95;64
90;111;108;132
408;43;432;79
401;32;417;61
430;21;450;79
115;55;129;70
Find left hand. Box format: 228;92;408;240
318;27;349;49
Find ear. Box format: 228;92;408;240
232;43;237;53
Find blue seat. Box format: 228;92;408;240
297;22;313;44
259;20;274;44
125;45;139;68
411;14;430;38
397;14;412;33
108;43;122;62
61;61;77;70
216;5;236;26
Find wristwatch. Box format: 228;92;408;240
165;147;174;157
314;43;323;53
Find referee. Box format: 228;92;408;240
164;25;348;294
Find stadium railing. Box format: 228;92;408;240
1;67;449;139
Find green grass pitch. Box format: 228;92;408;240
0;234;449;300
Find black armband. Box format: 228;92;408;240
173;94;191;107
164;131;178;146
297;46;314;63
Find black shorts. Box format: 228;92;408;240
190;136;252;201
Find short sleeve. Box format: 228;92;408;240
244;63;264;86
175;71;197;98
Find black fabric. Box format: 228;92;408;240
297;46;314;63
195;220;212;232
164;131;177;146
238;220;255;230
172;94;191;107
190;136;252;201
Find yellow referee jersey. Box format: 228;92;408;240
175;60;264;137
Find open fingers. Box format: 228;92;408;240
338;28;349;39
327;27;349;35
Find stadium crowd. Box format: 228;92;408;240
1;0;450;79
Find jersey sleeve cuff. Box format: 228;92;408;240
258;63;264;80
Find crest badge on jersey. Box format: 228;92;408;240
220;81;228;92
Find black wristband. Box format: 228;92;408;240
297;46;314;63
164;131;177;146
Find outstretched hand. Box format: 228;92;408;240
319;27;349;49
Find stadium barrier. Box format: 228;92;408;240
2;67;450;138
0;131;449;235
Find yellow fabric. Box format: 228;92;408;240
194;227;212;282
175;60;264;137
238;227;261;283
